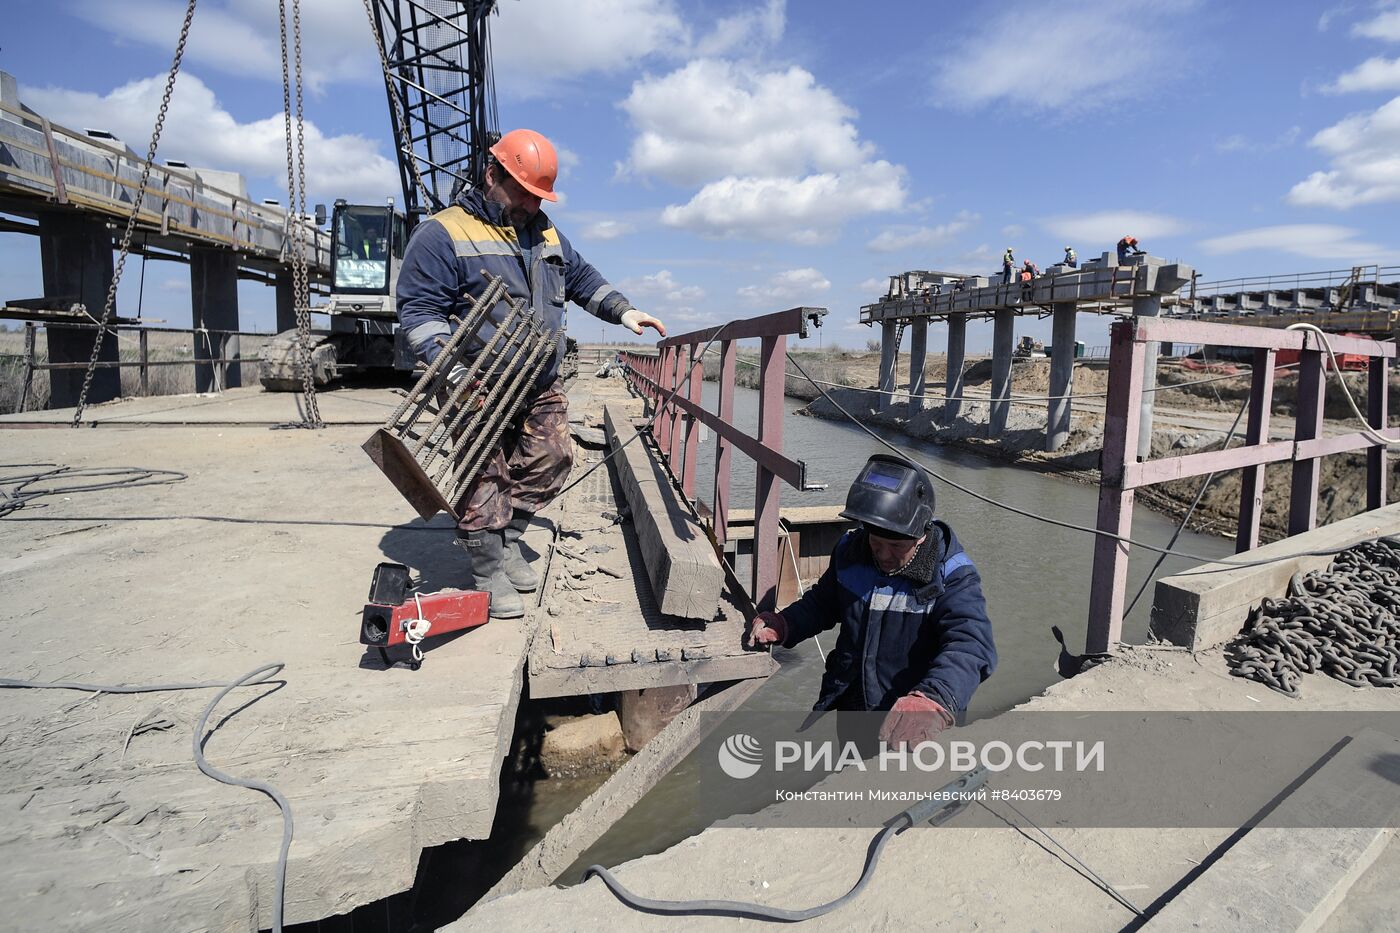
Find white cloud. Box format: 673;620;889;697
620;59;873;186
693;0;785;57
1000;224;1025;238
1326;55;1400;93
1199;224;1397;262
1043;210;1190;245
23;74;396;204
621;58;907;241
930;1;1193;112
858;276;889;295
73;0;377;92
660;162;907;243
1288;96;1400;207
1214;126;1301;152
1353;4;1400;41
618;269;705;303
737;268;831;306
581;220;634;240
867;211;979;253
493;0;688;98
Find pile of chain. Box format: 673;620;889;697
1226;537;1400;697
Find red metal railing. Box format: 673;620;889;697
1087;317;1397;653
619;306;826;611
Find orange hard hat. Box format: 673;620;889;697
490;129;559;202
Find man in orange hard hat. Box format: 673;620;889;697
397;128;666;619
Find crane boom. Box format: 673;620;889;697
369;0;499;219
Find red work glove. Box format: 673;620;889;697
879;692;953;748
747;611;788;647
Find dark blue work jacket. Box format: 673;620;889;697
781;523;997;714
396;189;632;388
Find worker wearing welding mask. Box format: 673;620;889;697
748;454;996;751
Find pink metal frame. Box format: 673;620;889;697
1087;316;1397;653
618;306;825;611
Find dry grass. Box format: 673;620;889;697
0;329;272;414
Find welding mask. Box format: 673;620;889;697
840;454;935;540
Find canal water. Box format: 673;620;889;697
550;381;1235;881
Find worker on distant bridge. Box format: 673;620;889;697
1117;235;1143;263
747;454;996;753
1001;247;1015;285
396;128;666;620
1063;245;1077;268
1021;259;1039;282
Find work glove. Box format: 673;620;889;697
747;611;788;647
620;307;667;337
878;692;953;749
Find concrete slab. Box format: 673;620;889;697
0;405;531;930
0;385;395;426
1149;503;1400;650
1145;728;1400;932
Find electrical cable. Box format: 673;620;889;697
2;663;293;932
556;322;730;498
0;466;188;517
783;352;1394;574
1285;322;1399;446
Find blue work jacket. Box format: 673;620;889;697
396;189;633;387
781;523;997;714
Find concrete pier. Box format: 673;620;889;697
191;246;241;391
877;320;898;411
907;319;927;411
37;213;119;407
1047;303;1076;451
988;307;1014;436
943;312;966;424
1134;294;1162;459
275;270;297;333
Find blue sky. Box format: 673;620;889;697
4;0;1400;351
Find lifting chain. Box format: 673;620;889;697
279;0;322;428
72;0;198;427
1226;537;1400;698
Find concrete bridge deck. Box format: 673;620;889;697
0;377;771;930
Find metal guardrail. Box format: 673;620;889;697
1087;317;1397;653
619;306;827;611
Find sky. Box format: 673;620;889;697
4;0;1400;352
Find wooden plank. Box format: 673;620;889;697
603;403;724;619
1149;503;1400;650
469;677;768;910
528;650;775;699
1145;728;1400;933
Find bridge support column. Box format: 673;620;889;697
275;270;297;334
989;308;1014;436
1134;295;1161;459
943;312;967;425
191;247;241;391
1047;303;1077;451
877;319;898;411
908;319;928;412
38;213;119;408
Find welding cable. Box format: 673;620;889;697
556;322;732;499
0;466;188;517
2;663;294;933
1286;322;1400;447
785;352;1399;574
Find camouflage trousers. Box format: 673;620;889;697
455;379;573;532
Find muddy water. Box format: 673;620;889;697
548;382;1235;880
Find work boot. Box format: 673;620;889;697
459;529;525;619
502;509;540;592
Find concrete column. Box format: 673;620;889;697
943;312;967;425
1134;295;1162;459
908;319;928;411
191;247;241;391
877;319;898;411
988;308;1014;436
1046;303;1077;451
38;213;119;408
274;270;297;334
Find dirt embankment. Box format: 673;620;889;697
706;350;1400;543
